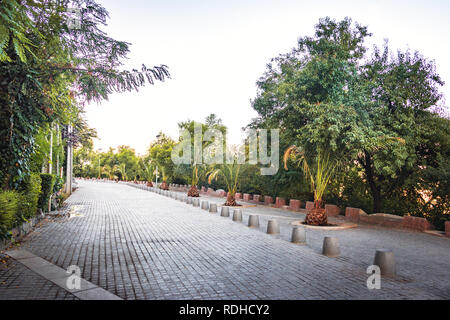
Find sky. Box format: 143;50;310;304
86;0;450;155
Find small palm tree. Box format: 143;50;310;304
143;162;154;186
101;165;115;180
158;165;169;190
284;146;336;225
114;163;128;181
187;164;200;197
207;162;241;206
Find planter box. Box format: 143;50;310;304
235;193;242;200
243;194;252;202
216;189;226;197
264;196;274;205
359;213;403;228
275;197;286;208
252;195;262;203
306;201;314;211
401;216;434;232
345;207;367;222
289;199;301;211
446;221;450;238
325;204;341;217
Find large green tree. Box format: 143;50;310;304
0;0;169;189
250;17;448;224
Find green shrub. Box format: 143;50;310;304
0;191;19;239
16;173;42;223
38;173;56;212
53;176;64;194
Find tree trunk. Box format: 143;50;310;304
224;193;238;206
305;200;328;226
160;181;169;190
188;185;199;197
361;151;383;213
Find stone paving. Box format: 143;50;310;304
2;180;449;300
0;253;78;300
178;189;450;299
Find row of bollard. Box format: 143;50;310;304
137;184;396;277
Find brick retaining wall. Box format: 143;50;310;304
275;197;286;208
325;204;341;217
289;199;301;211
401;216;434;232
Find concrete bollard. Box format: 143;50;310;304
322;237;340;257
186;197;193;204
291;227;306;244
220;207;230;217
193;198;200;207
266;220;280;234
201;201;209;210
209;203;218;213
232;209;243;222
248;215;260;228
374;249;396;277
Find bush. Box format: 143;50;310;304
38;173;56;212
53;176;64;194
17;173;42;222
0;191;19;239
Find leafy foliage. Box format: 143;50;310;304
1;0;169;190
0;190;19;239
17;172;42;222
249;17;449;228
38;173;56;212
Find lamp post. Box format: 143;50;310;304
155;134;161;187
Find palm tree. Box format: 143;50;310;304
114;163;128;181
207;162;241;206
158;165;169;190
101;165;116;180
143;162;154;186
284;146;336;225
187;164;202;197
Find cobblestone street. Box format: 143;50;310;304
1;180;449;300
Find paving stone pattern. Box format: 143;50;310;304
13;181;450;300
0;254;78;300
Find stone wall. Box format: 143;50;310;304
325;204;341;217
289;199;301;211
345;207;367;222
275;197;286;208
401;216;434;232
359;213;403;228
190;185;443;235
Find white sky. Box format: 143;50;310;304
86;0;450;155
